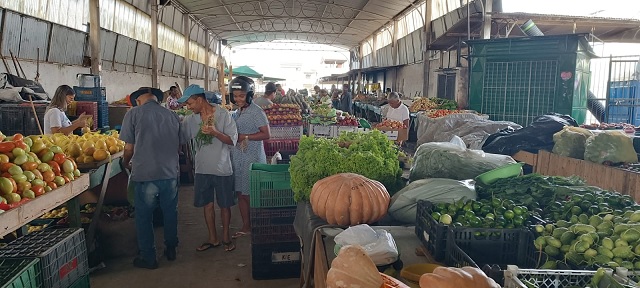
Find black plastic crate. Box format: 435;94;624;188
73;87;106;102
415;200;447;261
251;241;301;280
250;207;297;244
444;229;478;268
0;104;46;136
0;258;40;288
416;200;532;265
0;228;88;288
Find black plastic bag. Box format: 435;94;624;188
482;113;578;156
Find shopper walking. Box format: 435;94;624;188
229;76;271;239
340;83;353;114
253;82;277;108
120;87;182;269
43;85;90;135
177;84;238;252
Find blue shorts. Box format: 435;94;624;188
193;174;235;208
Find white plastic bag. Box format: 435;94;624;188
334;224;399;265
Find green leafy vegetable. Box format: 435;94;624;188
289;130;404;202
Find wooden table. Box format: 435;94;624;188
309;226;427;288
0;174;90;238
79;151;124;252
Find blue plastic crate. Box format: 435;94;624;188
73;87;106;102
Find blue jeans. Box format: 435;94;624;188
134;178;179;262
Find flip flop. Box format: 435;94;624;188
196;242;220;252
223;241;236;252
231;231;250;239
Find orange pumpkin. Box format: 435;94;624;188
310;173;390;226
419;266;500;288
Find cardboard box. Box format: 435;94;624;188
108;106;130;128
374;127;408;142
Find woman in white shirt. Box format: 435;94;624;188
384;92;410;128
43;85;89;135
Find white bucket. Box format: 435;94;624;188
77;74;101;88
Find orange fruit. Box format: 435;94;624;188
93;149;110;162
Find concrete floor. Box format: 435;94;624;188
89;184;301;288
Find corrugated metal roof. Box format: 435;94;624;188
172;0;415;48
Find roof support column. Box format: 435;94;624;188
422;0;433;98
150;1;159;87
392;20;399;66
372;34;378;67
89;0;101;75
483;0;493;39
183;14;190;88
204;31;210;90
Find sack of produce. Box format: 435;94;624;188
410;140;516;182
584;131;638;164
482;113;578;155
387;178;476;224
552;126;593;159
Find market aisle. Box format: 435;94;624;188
89;185;301;288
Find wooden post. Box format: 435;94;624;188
151;1;159;87
204;31;210;91
183;14;190;88
89;0;101;75
217;56;225;104
422;0;433;98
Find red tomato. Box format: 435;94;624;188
11;134;23;142
32;185;44;197
46;181;57;190
62;176;71;184
53;153;66;165
14;141;27;151
48;161;61;176
0;142;16;153
0;163;15;172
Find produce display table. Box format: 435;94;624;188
310;225;424;288
294;203;428;288
0;174;90;238
512;150;640;202
79;151;124;252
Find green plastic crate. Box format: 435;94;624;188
250;163;295;208
69;274;90;288
0;258;40;288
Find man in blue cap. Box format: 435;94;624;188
120;87;183;269
177;84;239;252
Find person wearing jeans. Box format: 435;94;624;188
120;87;183;269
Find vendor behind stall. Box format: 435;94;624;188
43;85;90;135
382;92;410;128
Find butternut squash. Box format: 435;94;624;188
327;245;383;288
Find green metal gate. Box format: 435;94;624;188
467;34;596;126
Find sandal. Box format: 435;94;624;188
223;241;236;252
196;242;220;252
231;231;250;239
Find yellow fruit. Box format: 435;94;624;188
83;156;94;163
95;140;107;150
76;156;84;163
82;127;91;134
82;141;94;150
105;137;118;148
83;147;95;156
93;149;110;162
67;143;82;158
108;146;119;154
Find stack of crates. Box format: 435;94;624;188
249;163;301;280
265;125;302;163
0;103;47;135
73;87;109;129
0;228;90;288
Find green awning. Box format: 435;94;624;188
224;65;263;78
262;76;286;82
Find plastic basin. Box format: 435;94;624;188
475;162;524;185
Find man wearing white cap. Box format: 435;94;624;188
178;84;239;252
